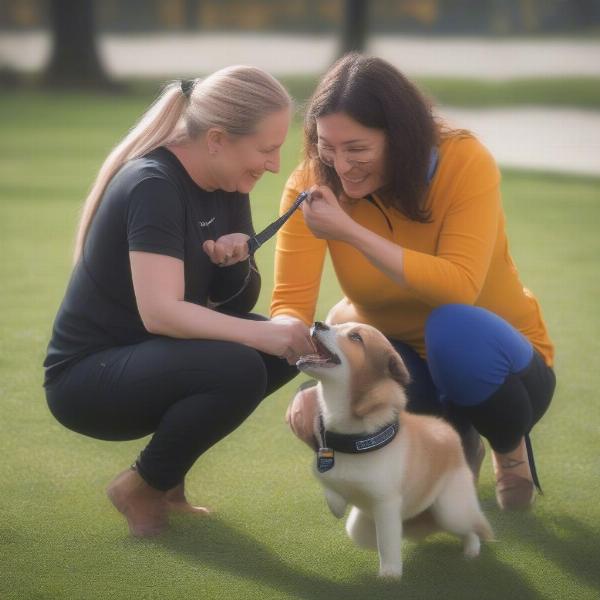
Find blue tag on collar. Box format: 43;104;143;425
317;447;335;473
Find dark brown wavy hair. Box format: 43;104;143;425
304;53;438;222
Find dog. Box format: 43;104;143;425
296;321;493;579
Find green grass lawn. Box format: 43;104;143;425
1;90;599;600
118;75;600;109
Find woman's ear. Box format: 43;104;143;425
206;127;226;155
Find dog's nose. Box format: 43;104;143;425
313;321;329;332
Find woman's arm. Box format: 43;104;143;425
303;142;501;306
130;251;313;361
270;167;328;324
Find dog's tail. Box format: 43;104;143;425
475;513;495;542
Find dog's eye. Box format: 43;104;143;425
348;332;363;343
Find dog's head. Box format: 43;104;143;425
297;322;410;419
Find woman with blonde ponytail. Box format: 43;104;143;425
74;82;188;262
43;66;313;537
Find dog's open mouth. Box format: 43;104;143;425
296;336;341;369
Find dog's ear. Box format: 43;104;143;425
388;353;410;387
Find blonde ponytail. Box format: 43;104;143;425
74;82;186;261
74;66;291;262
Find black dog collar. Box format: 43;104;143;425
318;414;399;454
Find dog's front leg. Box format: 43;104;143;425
373;500;403;579
324;488;347;518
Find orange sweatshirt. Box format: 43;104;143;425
271;134;554;366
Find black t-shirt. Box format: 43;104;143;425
43;147;260;384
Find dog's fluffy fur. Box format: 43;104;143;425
297;322;493;579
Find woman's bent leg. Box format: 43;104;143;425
425;304;555;451
46;330;299;533
46;337;270;490
389;338;485;479
425;304;556;508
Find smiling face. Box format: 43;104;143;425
213;107;291;193
315;112;388;199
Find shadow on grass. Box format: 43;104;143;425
150;515;542;600
497;510;600;591
400;540;543;600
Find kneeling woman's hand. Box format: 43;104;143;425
302;185;357;242
203;233;250;267
285;384;319;449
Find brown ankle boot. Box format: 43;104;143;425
495;473;535;511
165;481;209;515
492;438;535;511
106;468;168;537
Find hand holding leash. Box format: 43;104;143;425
202;233;250;267
302;185;356;241
204;191;310;263
246;190;310;255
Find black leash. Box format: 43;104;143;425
525;433;543;493
246;191;310;255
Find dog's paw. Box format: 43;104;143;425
325;489;347;519
378;564;403;579
463;532;481;558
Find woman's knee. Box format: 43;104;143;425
156;346;268;431
217;344;268;401
426;304;531;364
425;304;473;355
133;337;268;400
424;304;478;380
425;304;533;407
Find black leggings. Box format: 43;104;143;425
45;315;298;490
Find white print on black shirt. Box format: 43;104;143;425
197;217;216;227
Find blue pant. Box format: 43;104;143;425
390;304;555;453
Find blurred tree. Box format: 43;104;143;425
340;0;369;55
184;0;200;30
570;0;600;27
43;0;112;88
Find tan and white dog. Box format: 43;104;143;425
297;321;493;579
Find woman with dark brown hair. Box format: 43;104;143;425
271;54;556;511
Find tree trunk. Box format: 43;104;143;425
340;0;369;56
43;0;112;88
